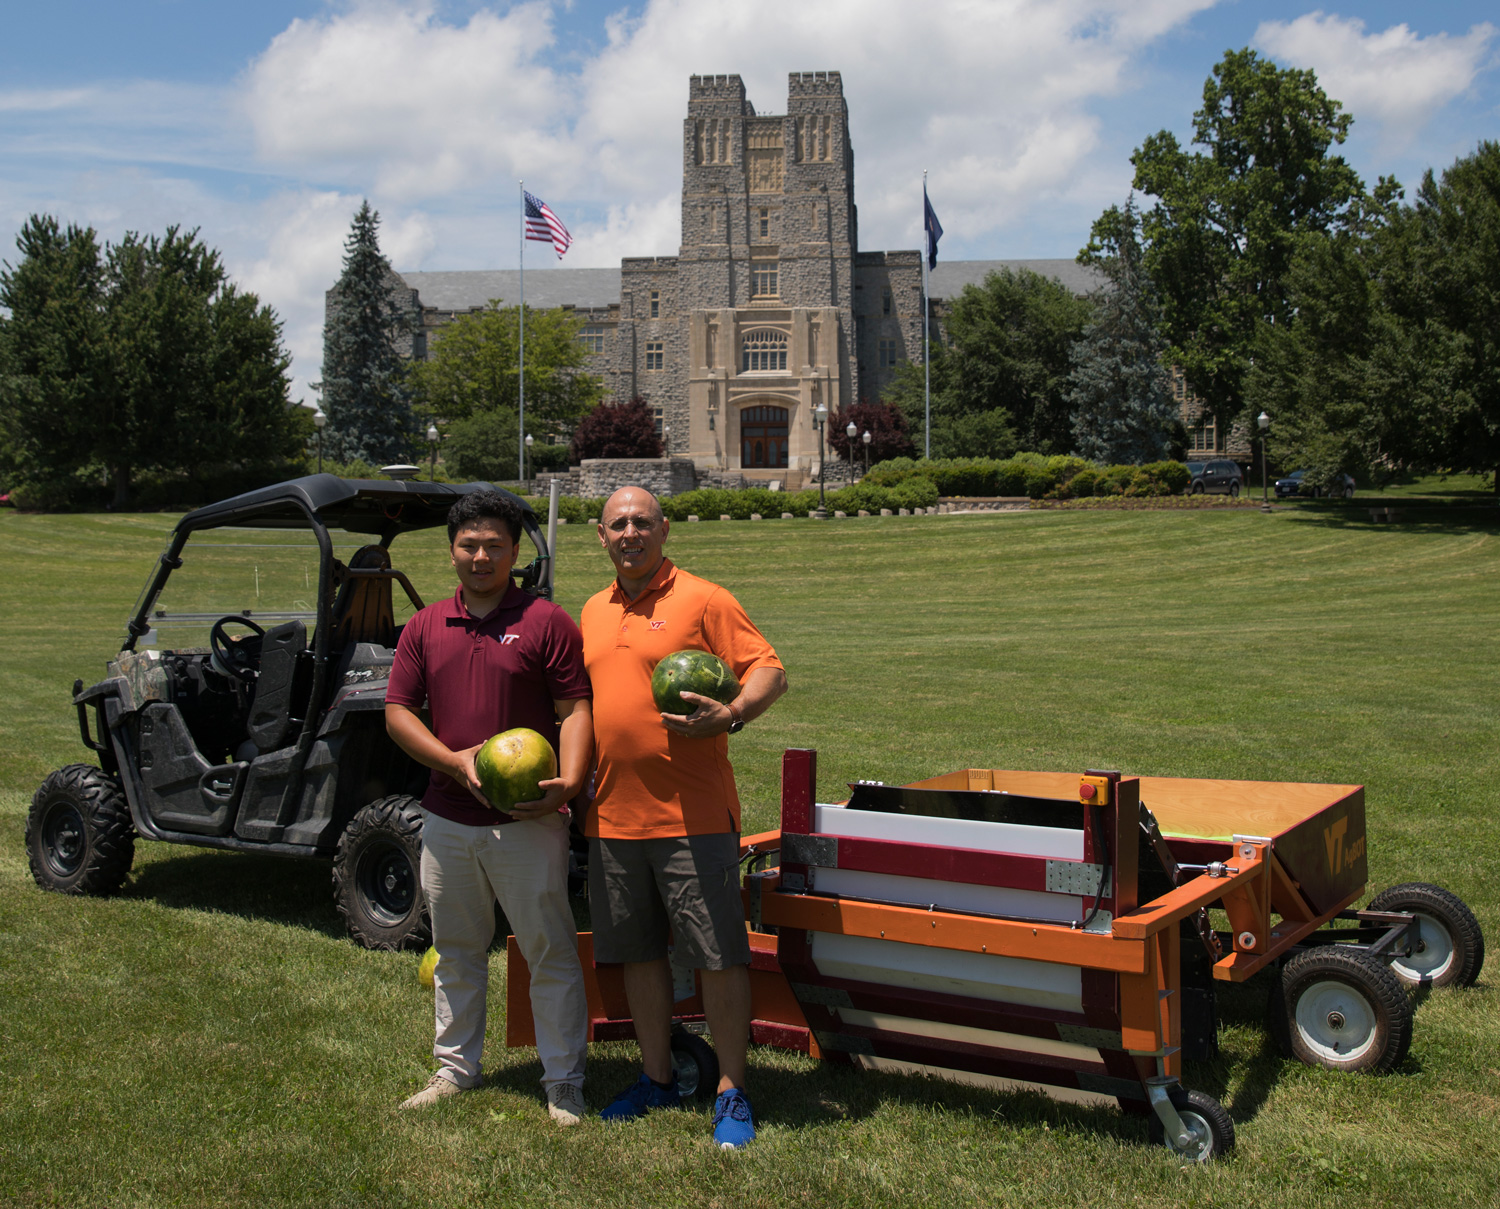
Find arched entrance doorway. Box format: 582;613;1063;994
740;404;789;468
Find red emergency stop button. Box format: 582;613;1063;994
1079;781;1097;800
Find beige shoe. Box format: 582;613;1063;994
547;1082;586;1127
399;1073;467;1109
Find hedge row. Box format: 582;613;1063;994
865;454;1191;499
524;479;942;525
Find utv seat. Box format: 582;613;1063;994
330;545;399;651
246;619;307;754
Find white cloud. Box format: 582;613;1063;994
1256;12;1498;148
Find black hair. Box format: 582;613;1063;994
447;490;524;544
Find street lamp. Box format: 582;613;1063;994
524;433;534;492
862;428;872;476
427;422;439;480
846;419;858;480
313;409;327;474
813;401;829;517
1257;411;1271;512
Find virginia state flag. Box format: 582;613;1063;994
923;184;943;270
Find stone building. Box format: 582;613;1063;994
356;72;1236;484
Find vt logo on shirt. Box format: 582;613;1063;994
650;621;667;631
499;634;520;645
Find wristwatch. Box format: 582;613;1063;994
727;704;746;735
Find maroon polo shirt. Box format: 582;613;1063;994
387;583;591;826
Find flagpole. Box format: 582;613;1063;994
518;180;526;488
923;170;931;461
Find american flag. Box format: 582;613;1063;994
524;190;572;258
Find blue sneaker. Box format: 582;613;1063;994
712;1087;755;1149
600;1072;681;1123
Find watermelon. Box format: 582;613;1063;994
474;728;558;812
651;650;741;716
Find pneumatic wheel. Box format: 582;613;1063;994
1269;948;1412;1072
1147;1087;1235;1162
670;1028;720;1102
1368;882;1485;988
333;796;431;951
26;764;136;895
1229;481;1241;498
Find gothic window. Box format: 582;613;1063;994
878;338;900;368
645;341;664;371
751;261;778;298
578;325;605;354
650;290;660;319
740;405;789;468
882;288;892;316
741;330;788;373
758;209;770;238
651;406;664;435
1189;415;1219;452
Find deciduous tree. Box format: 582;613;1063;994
827;401;914;465
569;397;662;461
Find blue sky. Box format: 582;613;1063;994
3;1;1496;405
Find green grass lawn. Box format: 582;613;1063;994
2;505;1498;1207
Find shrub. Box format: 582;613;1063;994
1142;460;1190;495
569;397;663;461
1069;468;1099;497
1023;466;1057;499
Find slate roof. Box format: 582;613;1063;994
396;258;1104;312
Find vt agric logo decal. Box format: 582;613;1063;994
1324;816;1365;874
650;620;666;630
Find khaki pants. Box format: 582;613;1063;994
420;809;587;1091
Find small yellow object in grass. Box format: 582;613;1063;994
418;945;439;989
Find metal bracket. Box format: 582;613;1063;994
782;833;838;868
1081;910;1113;934
1047;859;1112;896
781;871;806;893
1145;1077;1199;1152
745;870;776;931
1139;802;1183;884
792;982;853;1008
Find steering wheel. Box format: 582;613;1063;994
209;616;266;683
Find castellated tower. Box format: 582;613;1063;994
616;72;862;482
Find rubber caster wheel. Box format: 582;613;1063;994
1269;948;1412;1072
1368;882;1484;988
1148;1087;1235;1162
670;1028;719;1101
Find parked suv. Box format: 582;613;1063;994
1189;459;1244;497
25;475;553;950
1274;469;1356;499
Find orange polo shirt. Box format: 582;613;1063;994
581;558;783;839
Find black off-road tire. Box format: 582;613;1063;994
1147;1087;1235;1162
670;1028;720;1101
1269;948;1412;1073
333;796;431;951
1368;882;1485;989
26;764;136;895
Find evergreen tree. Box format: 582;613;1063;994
319;201;417;464
0;216;298;508
1068;200;1179;464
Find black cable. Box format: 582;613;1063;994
1080;799;1111;931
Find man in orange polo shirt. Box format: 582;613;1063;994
582;486;787;1149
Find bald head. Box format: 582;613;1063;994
603;487;663;526
599;486;669;598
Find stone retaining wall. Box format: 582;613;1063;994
578;457;698;498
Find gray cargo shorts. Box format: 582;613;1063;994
588;832;752;970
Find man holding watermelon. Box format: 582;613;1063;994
583;486;787;1149
385;491;593;1126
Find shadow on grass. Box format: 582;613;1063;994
487;1040;1160;1149
1280;503;1500;536
122;845;347;939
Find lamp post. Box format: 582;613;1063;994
427;422;439;480
524;433;534;492
846;419;858;480
862;428;872;476
813;401;829;517
313;409;327;474
1257;411;1270;511
663;424;671;457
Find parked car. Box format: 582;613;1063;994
1274;469;1356;499
1188;459;1244;497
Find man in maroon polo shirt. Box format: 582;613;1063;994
385;491;592;1126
